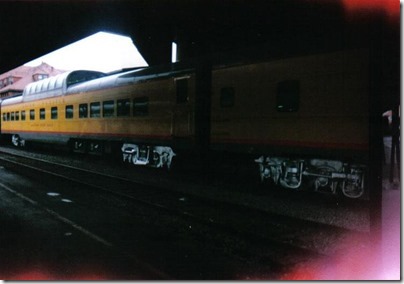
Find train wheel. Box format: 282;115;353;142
11;134;24;147
341;181;365;199
131;153;139;165
340;166;366;199
162;151;174;171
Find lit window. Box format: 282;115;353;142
40;108;45;120
66;105;74;119
55;76;64;89
33;74;49;81
30;109;35;120
103;100;115;117
79;104;88;118
48;77;57;89
90;102;100;118
51;107;58;119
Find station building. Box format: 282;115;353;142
0;62;65;98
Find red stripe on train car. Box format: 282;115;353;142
211;138;369;151
3;130;173;141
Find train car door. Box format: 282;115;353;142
172;76;193;139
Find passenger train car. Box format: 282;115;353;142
0;49;370;198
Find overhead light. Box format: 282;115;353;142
172;42;178;63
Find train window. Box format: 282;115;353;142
10;112;14;121
21;110;26;121
176;79;188;103
79;104;88;118
133;97;149;116
51;107;58;120
25;85;33;95
48;77;56;90
34;83;41;93
40;108;45;120
6;112;10;121
276;80;300;112
2;113;6;121
103;100;115;117
90;102;101;118
65;105;74;119
41;80;50;92
117;99;130;117
15;111;19;121
30;109;35;120
55;76;64;89
220;87;235;108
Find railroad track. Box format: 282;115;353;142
0;148;372;279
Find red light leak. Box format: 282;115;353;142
342;0;399;22
243;230;399;280
0;264;129;281
281;243;382;280
280;229;399;280
1;270;112;281
243;188;401;280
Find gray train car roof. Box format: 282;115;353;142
0;95;23;106
65;66;194;95
21;70;105;101
2;66;195;106
0;70;105;106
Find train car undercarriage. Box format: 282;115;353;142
8;133;366;199
255;156;366;199
121;143;176;170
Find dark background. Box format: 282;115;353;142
0;0;399;109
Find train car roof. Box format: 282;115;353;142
22;70;105;101
65;68;145;94
66;65;195;94
1;94;23;106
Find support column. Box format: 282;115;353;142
194;57;212;166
